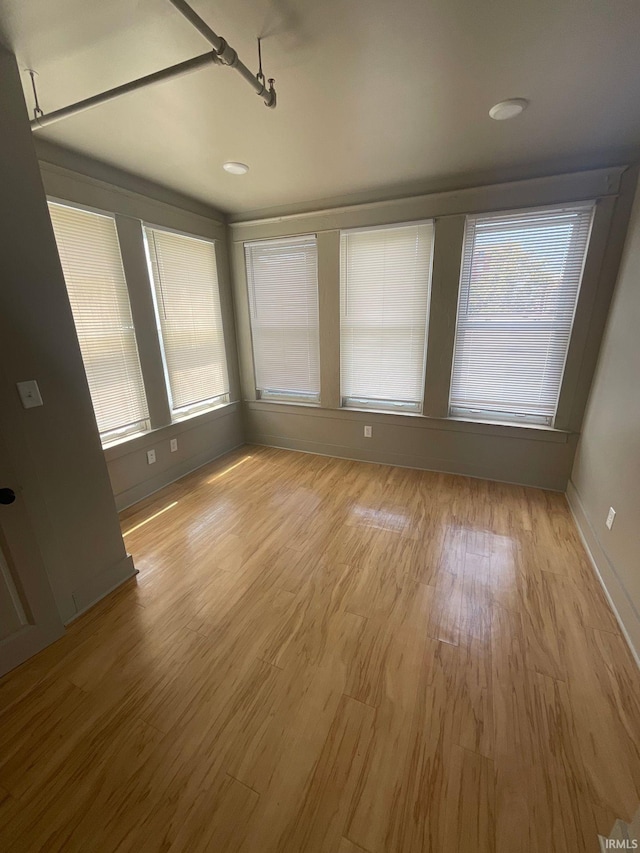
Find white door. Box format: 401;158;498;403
0;431;64;678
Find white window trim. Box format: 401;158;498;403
171;393;231;423
339;219;435;415
244;233;321;404
448;201;595;428
48;200;151;447
143;224;229;422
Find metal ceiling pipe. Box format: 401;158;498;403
30;51;218;131
166;0;276;108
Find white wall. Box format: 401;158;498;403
231;166;636;490
37;146;245;511
0;47;134;622
568;173;640;663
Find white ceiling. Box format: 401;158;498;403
2;0;640;218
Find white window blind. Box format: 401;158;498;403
245;235;320;402
48;202;149;444
450;203;594;426
145;227;229;418
340;221;434;412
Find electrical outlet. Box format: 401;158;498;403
170;438;178;453
16;379;43;409
147;449;156;465
364;425;372;438
606;507;616;530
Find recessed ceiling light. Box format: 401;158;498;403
223;161;249;175
489;98;529;121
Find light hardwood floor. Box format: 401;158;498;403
1;445;640;852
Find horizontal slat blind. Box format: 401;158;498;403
340;222;434;411
48;202;149;443
245;235;320;401
450;203;594;425
145;227;229;416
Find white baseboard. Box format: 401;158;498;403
566;480;640;670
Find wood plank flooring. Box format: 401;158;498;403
1;445;640;852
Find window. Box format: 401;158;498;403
48;202;149;445
450;203;594;426
145;227;229;419
340;221;434;412
244;235;320;402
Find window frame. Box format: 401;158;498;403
47;198;151;447
143;223;230;423
448;201;596;428
244;233;321;405
339;219;435;415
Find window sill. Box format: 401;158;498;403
342;405;423;418
171;399;231;425
102;429;150;451
255;397;321;409
447;415;560;433
104;400;240;462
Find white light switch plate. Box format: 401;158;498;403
364;426;372;438
170;438;178;453
147;449;156;465
16;380;43;409
606;507;616;530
